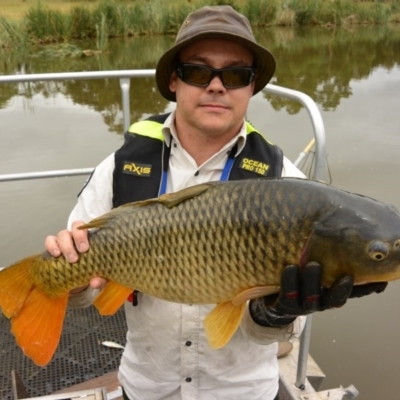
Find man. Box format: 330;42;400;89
45;6;386;400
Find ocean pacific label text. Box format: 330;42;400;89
123;161;152;177
239;158;269;176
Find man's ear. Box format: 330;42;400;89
250;79;256;95
169;71;178;93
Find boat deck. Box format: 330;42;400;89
0;307;127;399
54;370;122;399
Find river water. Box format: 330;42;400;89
0;24;400;399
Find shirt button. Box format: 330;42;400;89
186;377;192;383
194;171;199;176
185;341;192;347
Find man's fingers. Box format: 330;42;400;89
71;220;89;253
90;277;108;290
44;235;61;257
277;265;301;312
301;262;323;312
54;229;79;263
44;220;89;264
350;281;388;298
321;276;353;309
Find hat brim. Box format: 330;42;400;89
156;32;276;102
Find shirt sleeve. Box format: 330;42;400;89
67;153;115;229
240;305;307;345
68;287;101;309
67;153;115;308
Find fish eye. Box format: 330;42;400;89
368;241;389;261
394;240;400;249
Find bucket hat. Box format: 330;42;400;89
156;5;276;102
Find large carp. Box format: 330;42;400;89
1;177;400;366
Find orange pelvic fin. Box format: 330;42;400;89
93;281;133;315
203;301;247;349
0;255;39;318
232;285;280;306
11;287;69;366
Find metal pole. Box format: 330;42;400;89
263;84;326;181
295;315;313;389
0;168;94;182
120;77;131;132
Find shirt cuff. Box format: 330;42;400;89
68;287;100;308
240;303;306;345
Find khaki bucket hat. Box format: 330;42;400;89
156;5;276;102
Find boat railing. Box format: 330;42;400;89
0;70;326;182
0;70;327;394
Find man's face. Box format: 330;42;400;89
169;38;255;140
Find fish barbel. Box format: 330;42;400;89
1;177;400;366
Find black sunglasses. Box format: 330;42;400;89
176;63;255;89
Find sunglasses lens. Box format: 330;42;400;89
177;64;254;88
182;65;212;86
222;69;252;88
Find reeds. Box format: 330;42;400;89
0;16;28;50
95;13;109;51
1;0;399;47
25;2;72;43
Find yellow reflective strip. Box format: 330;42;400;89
245;120;259;134
128;120;164;141
245;121;274;145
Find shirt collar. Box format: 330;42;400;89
162;110;247;156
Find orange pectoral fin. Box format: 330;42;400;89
0;255;38;318
203;301;247;349
93;281;133;315
11;288;68;366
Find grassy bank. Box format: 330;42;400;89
1;0;400;51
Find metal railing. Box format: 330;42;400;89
0;70;326;182
0;70;327;391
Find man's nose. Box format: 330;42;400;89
206;75;226;92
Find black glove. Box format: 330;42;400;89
249;263;387;328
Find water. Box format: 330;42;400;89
1;25;400;399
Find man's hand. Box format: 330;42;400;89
45;220;89;262
44;220;107;292
249;263;387;328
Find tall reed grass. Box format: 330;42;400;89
96;13;109;52
0;0;399;47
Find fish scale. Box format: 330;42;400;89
1;177;400;365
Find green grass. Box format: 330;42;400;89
0;0;399;51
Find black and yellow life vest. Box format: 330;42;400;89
112;113;283;208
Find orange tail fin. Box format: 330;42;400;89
12;288;68;366
0;256;69;366
0;256;36;317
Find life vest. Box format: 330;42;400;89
112;113;283;208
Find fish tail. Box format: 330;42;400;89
0;255;69;366
0;255;37;317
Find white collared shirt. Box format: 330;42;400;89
68;113;306;400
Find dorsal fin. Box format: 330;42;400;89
79;182;214;230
